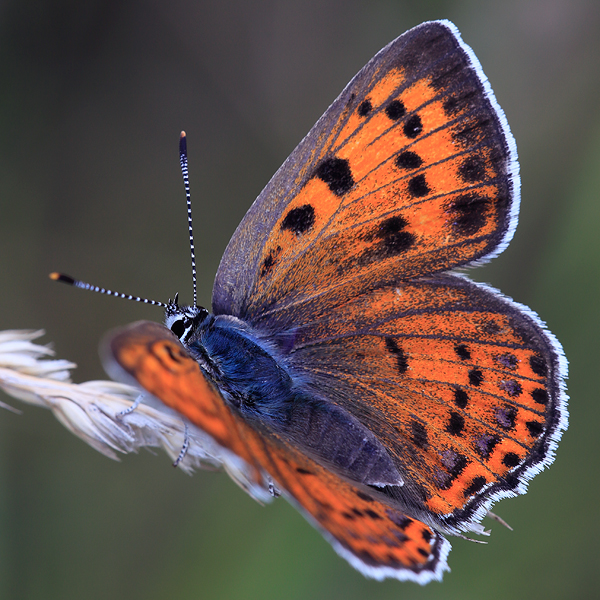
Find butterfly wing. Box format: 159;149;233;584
213;20;519;320
256;274;568;533
106;320;451;583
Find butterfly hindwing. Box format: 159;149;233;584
258;274;567;531
213;20;518;321
256;431;451;584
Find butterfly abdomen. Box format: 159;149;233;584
284;398;404;487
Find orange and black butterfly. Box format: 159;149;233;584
59;21;568;583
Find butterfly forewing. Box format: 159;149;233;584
107;321;263;478
213;21;518;321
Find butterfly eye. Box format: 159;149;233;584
170;318;187;339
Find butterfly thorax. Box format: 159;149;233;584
165;304;403;488
166;304;294;420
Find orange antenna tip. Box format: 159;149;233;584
49;272;75;284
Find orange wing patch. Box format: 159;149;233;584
109;321;262;478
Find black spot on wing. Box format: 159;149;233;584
448;193;489;236
395;151;423;170
464;476;487;497
385;337;409;374
314;157;354;196
468;369;483;387
364;509;382;520
379;215;408;236
375;216;415;257
453;388;469;409
446;411;465;436
502;452;521;468
529;354;548;377
281;205;315;235
355;490;374;502
296;467;314;475
408;174;430;197
531;388;548;406
403;114;423;138
526;420;543;438
454;344;471;360
260;246;282;277
385;99;406;120
358;99;372;117
355;214;416;268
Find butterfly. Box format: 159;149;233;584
55;20;568;583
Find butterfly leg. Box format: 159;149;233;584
172;421;190;468
116;392;143;418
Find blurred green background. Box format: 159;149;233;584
0;0;598;598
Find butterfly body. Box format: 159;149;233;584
102;20;567;583
163;304;405;488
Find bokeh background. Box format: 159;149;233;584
0;1;598;598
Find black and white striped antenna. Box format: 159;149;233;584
179;131;197;307
50;132;198;309
48;272;171;307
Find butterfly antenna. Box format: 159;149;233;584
49;273;169;307
179;131;197;307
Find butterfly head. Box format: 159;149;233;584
164;293;210;344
